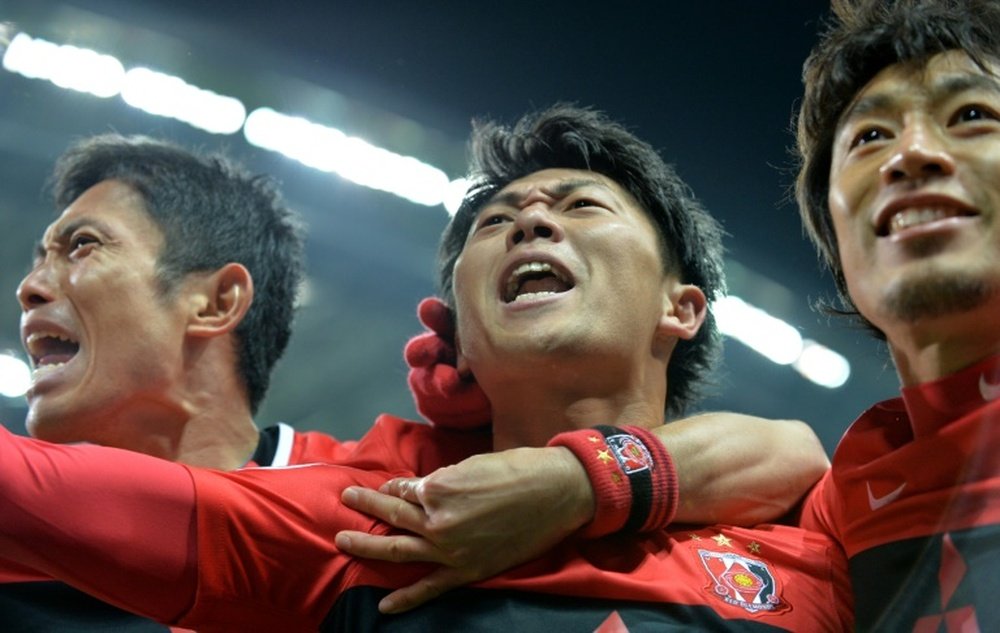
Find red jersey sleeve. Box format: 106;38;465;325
798;470;842;543
0;426;197;622
178;463;406;631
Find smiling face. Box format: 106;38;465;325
17;179;192;444
829;51;1000;342
451;168;682;384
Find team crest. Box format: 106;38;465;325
606;434;652;474
698;549;787;614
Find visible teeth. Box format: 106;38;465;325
24;331;80;366
25;332;77;347
512;291;557;302
32;362;67;377
504;261;569;300
889;208;955;234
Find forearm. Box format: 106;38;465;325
661;413;829;525
0;426;197;621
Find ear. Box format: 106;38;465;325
186;263;254;338
657;283;707;341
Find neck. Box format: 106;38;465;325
116;342;260;469
484;356;668;451
887;308;1000;386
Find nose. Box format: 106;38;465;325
879;119;956;185
506;205;565;249
17;264;55;312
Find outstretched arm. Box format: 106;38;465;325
0;425;395;630
0;425;197;622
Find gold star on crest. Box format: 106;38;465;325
712;534;733;548
611;472;623;484
747;541;761;554
597;449;613;464
688;533;702;541
588;435;601;443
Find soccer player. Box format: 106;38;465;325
0;106;852;630
794;0;1000;628
2;133;828;630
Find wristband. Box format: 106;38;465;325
623;425;679;531
548;425;678;537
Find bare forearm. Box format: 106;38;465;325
659;412;829;525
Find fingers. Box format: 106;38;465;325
378;567;475;614
379;477;425;504
335;530;444;565
404;330;455;368
417;296;454;338
341;486;426;532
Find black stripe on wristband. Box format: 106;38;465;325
592;425;653;533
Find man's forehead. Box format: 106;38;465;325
486;168;626;206
839;50;1000;126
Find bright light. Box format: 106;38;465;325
0;353;30;398
244;107;453;207
443;178;470;216
3;33;124;98
713;295;850;387
794;341;851;389
714;295;803;365
121;67;246;134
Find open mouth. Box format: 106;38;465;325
879;206;978;237
25;332;80;370
503;261;574;303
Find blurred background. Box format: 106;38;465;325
0;0;899;453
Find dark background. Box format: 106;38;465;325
0;1;899;452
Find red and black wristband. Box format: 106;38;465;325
548;424;679;537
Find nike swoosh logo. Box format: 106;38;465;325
867;481;907;511
979;374;1000;402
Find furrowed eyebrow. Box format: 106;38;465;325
485;177;614;208
33;218;111;262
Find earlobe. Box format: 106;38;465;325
658;283;707;341
454;330;474;379
187;263;254;338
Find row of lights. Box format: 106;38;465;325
3;32;464;210
0;31;850;398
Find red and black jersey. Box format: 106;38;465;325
0;423;348;633
0;416;852;631
801;354;1000;631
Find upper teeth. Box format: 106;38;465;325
505;261;569;299
889;208;957;234
24;331;78;363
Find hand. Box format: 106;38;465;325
405;297;491;429
336;446;595;613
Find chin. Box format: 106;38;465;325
883;271;997;323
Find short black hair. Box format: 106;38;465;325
439;105;726;417
796;0;1000;333
52;134;304;413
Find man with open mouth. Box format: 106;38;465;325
0;108;846;630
